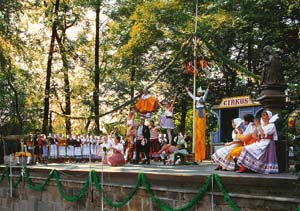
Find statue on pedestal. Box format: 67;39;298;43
261;45;284;86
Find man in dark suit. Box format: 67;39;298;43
133;117;150;164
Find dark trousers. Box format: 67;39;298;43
134;139;150;163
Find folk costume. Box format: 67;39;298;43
211;118;244;170
133;118;151;164
160;110;174;129
49;134;58;160
15;139;32;165
135;89;158;115
186;86;209;162
90;136;97;160
74;136;82;160
149;122;161;158
154;143;188;165
66;135;75;161
237;111;279;174
227;122;257;161
41;135;49;160
108;141;125;166
82;135;90;159
57;135;66;159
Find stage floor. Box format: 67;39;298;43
8;160;297;180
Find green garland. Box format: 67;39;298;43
52;169;90;202
213;174;239;211
0;166;9;183
12;173;22;189
23;168;54;191
92;170;142;208
140;173;212;211
0;167;299;211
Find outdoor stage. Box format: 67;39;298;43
0;161;299;211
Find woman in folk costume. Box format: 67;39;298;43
226;114;257;169
15;138;32;165
185;84;210;162
90;135;97;160
74;134;82;161
237;111;279;174
158;93;177;143
82;134;90;160
98;135;111;164
126;108;136;136
57;134;66;161
66;134;75;162
135;88;158;118
41;134;49;161
108;136;125;166
126;108;136;153
212;118;244;170
49;133;58;161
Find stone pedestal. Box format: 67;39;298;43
257;84;286;114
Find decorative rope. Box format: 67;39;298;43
0;167;299;211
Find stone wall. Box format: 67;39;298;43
0;167;299;211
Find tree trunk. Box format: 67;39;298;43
42;0;60;134
7;66;22;134
55;28;71;135
93;0;101;135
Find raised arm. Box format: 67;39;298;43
185;87;196;100
202;84;210;102
158;101;164;109
170;93;177;109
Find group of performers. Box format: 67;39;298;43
13;84;211;166
13;85;280;174
126;85;211;165
212;111;279;174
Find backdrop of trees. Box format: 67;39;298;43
0;0;299;138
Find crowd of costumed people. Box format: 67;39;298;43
14;86;280;174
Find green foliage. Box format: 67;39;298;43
0;0;298;137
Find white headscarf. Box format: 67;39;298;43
262;110;279;140
265;110;279;123
233;118;243;129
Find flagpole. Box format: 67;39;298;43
192;0;198;155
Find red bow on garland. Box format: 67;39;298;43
183;58;208;75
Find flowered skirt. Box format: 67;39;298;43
237;140;278;174
212;143;240;170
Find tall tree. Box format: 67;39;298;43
93;0;102;135
42;0;60;134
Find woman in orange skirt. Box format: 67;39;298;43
226;114;257;169
135;88;158;116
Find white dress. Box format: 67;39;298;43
211;130;240;170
